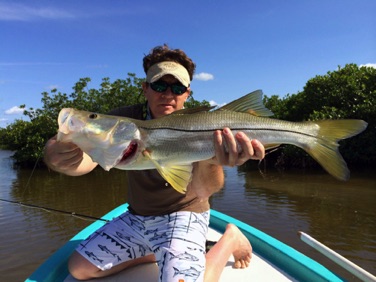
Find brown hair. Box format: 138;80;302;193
143;44;196;81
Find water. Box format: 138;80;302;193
0;150;375;281
211;168;376;281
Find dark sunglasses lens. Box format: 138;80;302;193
150;82;168;92
171;84;187;95
150;81;187;95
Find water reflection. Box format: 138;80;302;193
211;167;376;281
0;149;375;281
0;150;129;281
0;151;17;200
240;169;376;251
11;168;127;219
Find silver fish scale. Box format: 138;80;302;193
137;110;319;137
58;106;367;181
134;111;320;165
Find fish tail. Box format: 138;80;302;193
306;119;367;181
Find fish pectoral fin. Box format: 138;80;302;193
157;164;193;194
142;150;192;194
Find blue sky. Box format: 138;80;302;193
1;0;375;128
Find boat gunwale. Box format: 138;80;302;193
209;209;343;282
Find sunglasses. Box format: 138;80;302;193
149;80;188;95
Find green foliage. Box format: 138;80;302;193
263;64;376;168
0;73;208;167
0;115;55;167
263;95;288;119
185;90;211;109
283;64;376;122
2;65;375;168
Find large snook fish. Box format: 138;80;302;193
57;90;367;194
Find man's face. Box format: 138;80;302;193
143;74;190;119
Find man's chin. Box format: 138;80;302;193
155;107;175;118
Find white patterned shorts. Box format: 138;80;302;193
76;210;210;282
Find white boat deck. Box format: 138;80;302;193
65;227;296;282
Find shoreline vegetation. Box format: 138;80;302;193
0;64;375;170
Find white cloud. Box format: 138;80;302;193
194;72;214;81
209;100;217;106
360;63;376;68
0;3;75;21
209;100;227;108
5;106;24;115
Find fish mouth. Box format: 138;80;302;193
118;141;138;165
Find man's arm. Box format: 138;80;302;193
189;161;225;199
189;128;265;199
44;135;98;176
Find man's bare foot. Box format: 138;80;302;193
226;224;252;269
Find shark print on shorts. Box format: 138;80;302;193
75;210;210;281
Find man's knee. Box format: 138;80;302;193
68;251;100;280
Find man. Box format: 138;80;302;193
44;45;265;281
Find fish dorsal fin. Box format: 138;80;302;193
264;144;281;151
171;106;215;115
142;150;192;194
218;90;274;117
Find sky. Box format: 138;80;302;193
1;0;375;128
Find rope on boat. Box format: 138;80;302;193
0;198;109;222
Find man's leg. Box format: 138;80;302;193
204;224;252;281
68;251;155;280
68;212;154;280
147;211;209;282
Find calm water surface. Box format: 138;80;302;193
0;150;375;281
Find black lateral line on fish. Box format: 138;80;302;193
140;126;316;138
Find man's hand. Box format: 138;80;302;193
188;128;265;198
44;135;97;176
210;127;265;167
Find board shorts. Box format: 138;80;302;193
76;210;210;282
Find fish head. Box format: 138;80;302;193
57;108;86;137
57;108;142;170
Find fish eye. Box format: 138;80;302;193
89;113;98;119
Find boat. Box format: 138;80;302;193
26;203;344;282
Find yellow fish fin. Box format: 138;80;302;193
264;144;281;151
157;164;193;194
142;150;192;194
305;119;367;181
218;90;274;117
